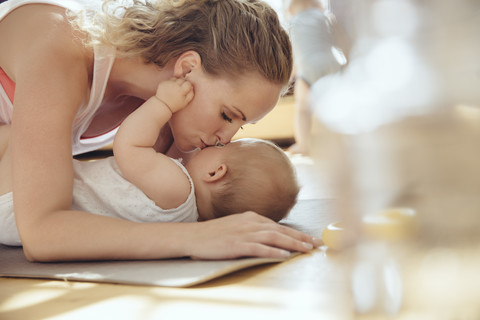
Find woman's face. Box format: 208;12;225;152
168;70;282;152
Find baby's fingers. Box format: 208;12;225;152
184;85;194;103
176;78;194;102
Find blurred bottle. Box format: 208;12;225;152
311;0;480;316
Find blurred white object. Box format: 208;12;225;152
311;0;480;316
312;0;480;242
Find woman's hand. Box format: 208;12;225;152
154;78;194;114
185;211;322;260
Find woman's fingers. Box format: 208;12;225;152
241;211;322;249
230;242;293;259
188;211;321;260
191;243;291;260
252;229;315;253
276;223;322;247
204;229;314;260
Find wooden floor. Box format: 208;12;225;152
2;99;480;319
0;96;349;320
0;152;352;320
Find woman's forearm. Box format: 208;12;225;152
21;208;192;261
21;208;320;262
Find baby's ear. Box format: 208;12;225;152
203;164;227;182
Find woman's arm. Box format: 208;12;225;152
10;7;100;260
0;125;11;196
0;125;10;160
113;78;194;209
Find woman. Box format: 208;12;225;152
0;0;320;261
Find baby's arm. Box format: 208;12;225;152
113;78;194;209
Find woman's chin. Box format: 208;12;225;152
175;141;200;153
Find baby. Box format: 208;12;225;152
0;78;299;246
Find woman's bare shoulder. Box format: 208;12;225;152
0;4;89;75
1;3;72;33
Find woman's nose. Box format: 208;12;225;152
215;135;229;147
216;125;240;145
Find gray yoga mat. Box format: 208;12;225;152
0;245;296;287
0;199;331;287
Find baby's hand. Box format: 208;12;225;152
155;78;194;113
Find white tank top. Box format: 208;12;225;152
72;157;198;223
0;0;117;155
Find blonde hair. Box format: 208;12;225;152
71;0;293;91
211;139;299;222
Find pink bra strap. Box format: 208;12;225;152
0;68;15;103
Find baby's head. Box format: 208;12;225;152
187;138;299;222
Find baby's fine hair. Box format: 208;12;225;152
72;0;293;92
211;139;299;222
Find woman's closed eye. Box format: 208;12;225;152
221;112;233;123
